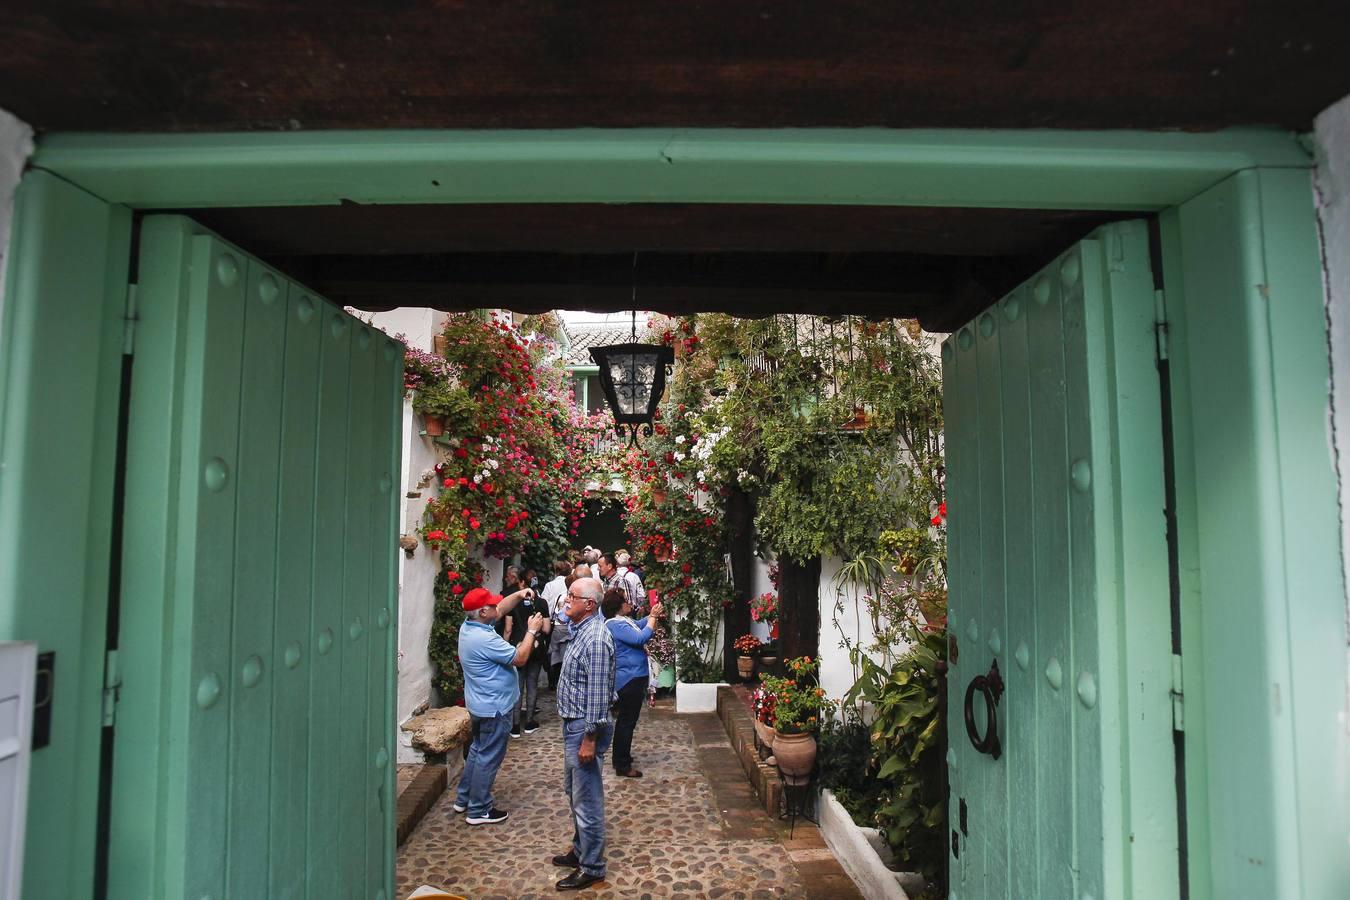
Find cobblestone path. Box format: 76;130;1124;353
397;688;862;899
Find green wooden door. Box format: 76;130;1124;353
942;221;1179;900
107;216;402;899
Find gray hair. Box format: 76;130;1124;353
614;550;631;567
572;577;604;603
583;548;601;565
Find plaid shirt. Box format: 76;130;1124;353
607;568;646;616
556;610;615;732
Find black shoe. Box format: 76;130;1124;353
465;807;509;825
551;850;579;868
510;726;522;739
524;720;540;734
556;870;606;891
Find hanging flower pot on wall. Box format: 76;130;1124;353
422;414;446;436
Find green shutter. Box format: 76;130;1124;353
942;221;1179;899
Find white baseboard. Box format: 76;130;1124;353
675;681;727;713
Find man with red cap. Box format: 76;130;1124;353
452;583;546;825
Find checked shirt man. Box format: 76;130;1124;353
551;577;616;891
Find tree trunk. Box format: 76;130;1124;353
723;485;756;680
777;554;821;662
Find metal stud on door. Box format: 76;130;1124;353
942;221;1179;899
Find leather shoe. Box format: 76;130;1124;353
615;767;643;778
556;870;606;891
551;850;579;868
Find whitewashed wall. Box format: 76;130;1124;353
0;110;35;335
1313;96;1350;630
364;308;445;753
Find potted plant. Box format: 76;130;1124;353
751;683;777;753
733;633;762;679
412;380;470;436
749;591;779;667
762;656;835;781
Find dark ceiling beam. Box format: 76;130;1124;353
4;2;1348;132
180;204;1124;257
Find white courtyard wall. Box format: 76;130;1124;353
0;110;35;343
1313;95;1350;645
364;308;444;748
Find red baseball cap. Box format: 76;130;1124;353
462;587;503;612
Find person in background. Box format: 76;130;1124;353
600;553;645;617
495;565;523;637
453;585;545;825
551;577;615;891
550;562;590;688
503;584;551;737
541;560;571;689
602;587;663;778
523;566;540;591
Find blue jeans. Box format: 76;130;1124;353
455;711;512;817
562;717;612;877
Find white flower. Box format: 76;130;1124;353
488;459;500;470
674;435;686;445
473;473;483;484
674;451;686;462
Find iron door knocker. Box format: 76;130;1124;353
964;658;1004;760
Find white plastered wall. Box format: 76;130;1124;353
1313;95;1350;648
0;110;36;338
363;308;444;761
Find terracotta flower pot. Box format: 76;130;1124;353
432;334;449;356
754;718;776;752
773;729;817;780
422;414;446;436
737;655;754;679
651;488;668;504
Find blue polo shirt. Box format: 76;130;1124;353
458;618;519;717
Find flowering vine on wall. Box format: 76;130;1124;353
413;313;613;703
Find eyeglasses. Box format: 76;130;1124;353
565;592;593;604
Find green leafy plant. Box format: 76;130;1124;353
845;622;947;890
817;716;884;824
411;379;472;419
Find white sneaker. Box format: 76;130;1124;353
452;802;467;813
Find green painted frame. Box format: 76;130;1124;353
4;127;1343;899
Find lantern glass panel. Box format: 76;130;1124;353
607;351;659;414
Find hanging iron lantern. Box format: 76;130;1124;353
589;341;675;448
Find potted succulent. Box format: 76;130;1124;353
761;656;835;781
733;633;762;680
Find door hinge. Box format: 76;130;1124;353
1169;652;1184;732
101;649;121;728
122;284;139;356
1153;288;1170;362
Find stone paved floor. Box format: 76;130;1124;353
396;687;862;899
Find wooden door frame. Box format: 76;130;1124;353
3;128;1342;898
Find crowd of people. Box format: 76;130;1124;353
452;545;666;891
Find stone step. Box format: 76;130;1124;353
716;684;783;818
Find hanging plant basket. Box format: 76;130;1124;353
422;414;446;436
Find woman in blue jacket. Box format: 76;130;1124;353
602;587;664;777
